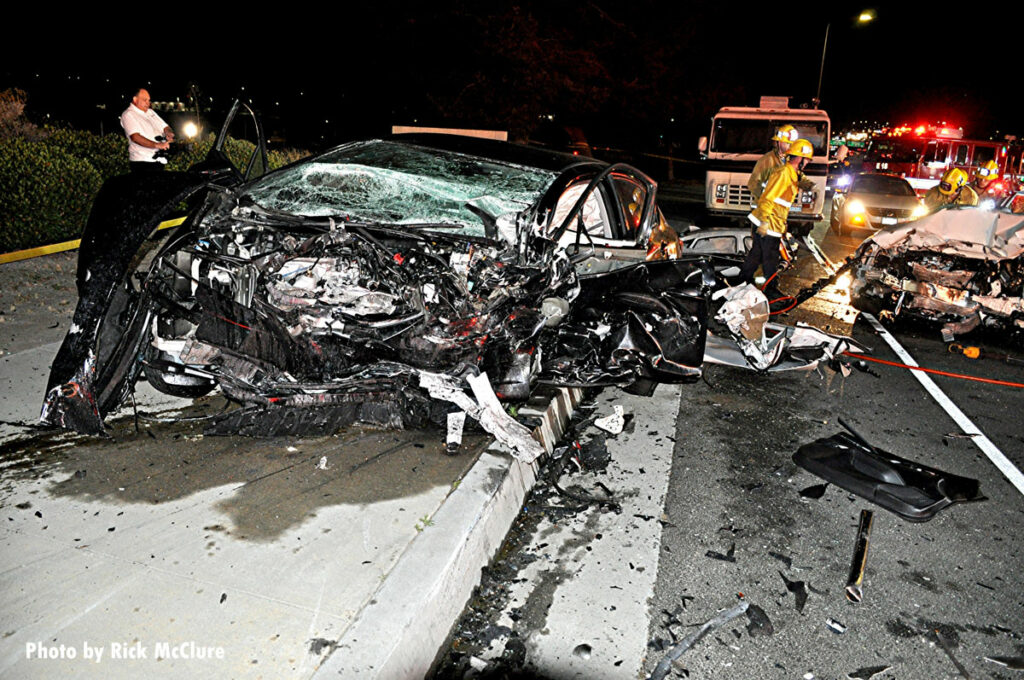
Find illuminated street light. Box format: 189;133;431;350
814;10;877;108
183;121;199;139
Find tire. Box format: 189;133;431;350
142;360;216;399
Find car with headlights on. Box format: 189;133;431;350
830;173;925;235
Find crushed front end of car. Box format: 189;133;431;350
41;137;713;453
849;206;1024;339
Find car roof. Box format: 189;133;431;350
383;133;605;172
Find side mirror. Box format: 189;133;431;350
697;136;708;153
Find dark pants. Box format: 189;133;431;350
739;230;783;296
130;161;166;173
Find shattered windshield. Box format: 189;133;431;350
243;140;558;236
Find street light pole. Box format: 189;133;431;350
814;22;830;109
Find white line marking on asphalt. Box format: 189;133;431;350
863;312;1024;496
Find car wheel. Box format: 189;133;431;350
142;361;216;399
142;347;216;399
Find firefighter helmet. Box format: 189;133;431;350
939;167;968;195
787;138;814;160
773;124;799;144
976;160;999;181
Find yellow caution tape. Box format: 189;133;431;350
0;216;187;265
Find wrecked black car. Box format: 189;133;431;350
849;205;1024;339
41;103;713;454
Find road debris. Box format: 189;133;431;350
825;618;847;634
932;628;972;678
594;405;625;435
778;571;808;612
705;543;737;562
847;666;891;679
316;456;329;470
648;598;749;680
445;411;466;455
794;418;983;521
799;483;828;499
845;509;874;603
984;656;1024;670
744;604;774;637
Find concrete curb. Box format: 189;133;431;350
313;387;582;679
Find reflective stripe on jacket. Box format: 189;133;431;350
749;164;799;236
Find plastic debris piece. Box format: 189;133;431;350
648;599;749;680
848;666;891;680
826;618;847;634
316;456;329;470
468;656;489;672
799;483;828;499
420;371;544;463
287;446;299;452
446;411;467;455
594;405;625;435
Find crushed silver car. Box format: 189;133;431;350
849;204;1024;339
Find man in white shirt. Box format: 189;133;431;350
119;88;173;172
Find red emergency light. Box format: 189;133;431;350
914;125;926;135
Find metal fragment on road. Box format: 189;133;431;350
845;509;874;603
847;667;890;680
825;618;847;634
984;656;1024;670
647;599;749;680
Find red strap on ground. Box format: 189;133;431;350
842;351;1024;389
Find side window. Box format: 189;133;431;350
972;146;996;166
954;144;969;165
924;141;950;165
688;236;739;254
609;175;648;239
743;236;753;251
550;183;611;239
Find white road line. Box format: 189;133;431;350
863;312;1024;496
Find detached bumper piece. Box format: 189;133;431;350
793;421;983;522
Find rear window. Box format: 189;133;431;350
851;174;916;196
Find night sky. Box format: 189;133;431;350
3;2;1020;152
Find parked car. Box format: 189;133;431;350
830;173;926;235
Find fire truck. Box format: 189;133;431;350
699;97;830;234
861;124;1022;196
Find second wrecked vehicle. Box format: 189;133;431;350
41;110;714;453
849;205;1024;339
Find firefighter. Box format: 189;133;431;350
748;125;798;201
972;160;1003;202
923;167;979;212
739;138;814;302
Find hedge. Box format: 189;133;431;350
1;128;307;254
0;138;103;253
